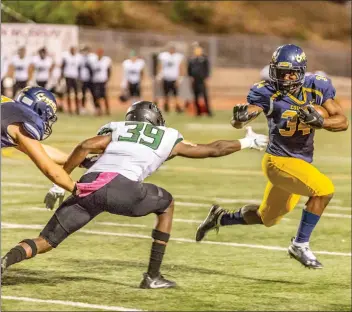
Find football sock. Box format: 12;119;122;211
220;210;246;226
2;245;27;268
294;209;320;244
147;242;166;278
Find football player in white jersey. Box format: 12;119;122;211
9;47;32;97
157;44;185;113
91;48;112;115
1;101;268;289
121;50;145;105
61;47;80;114
30;47;54;88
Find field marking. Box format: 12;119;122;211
2;182;49;189
2;296;143;311
161;166;351;180
2;222;351;257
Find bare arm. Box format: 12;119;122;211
170;140;241;159
231;104;263;129
322;99;349;132
63;134;112;174
42;144;69;165
8;124;75;192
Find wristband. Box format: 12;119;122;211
239;138;252;149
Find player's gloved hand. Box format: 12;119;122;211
44;184;65;210
298;105;324;129
233;104;259;123
79;155;100;169
240;126;268;151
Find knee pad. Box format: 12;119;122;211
152;229;170;243
19;239;38;258
241;204;263;225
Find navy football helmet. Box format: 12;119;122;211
16;86;58;139
269;44;307;94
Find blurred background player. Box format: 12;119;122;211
188;43;212;117
157;43;185;113
79;45;95;114
260;64;270;82
121;50;145;105
91;48;112;116
196;44;349;269
61;46;80;115
46;64;65;113
1;55;9;95
30;47;54;88
9;47;31;97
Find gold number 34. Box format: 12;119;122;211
279;110;311;137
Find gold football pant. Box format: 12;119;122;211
258;153;334;227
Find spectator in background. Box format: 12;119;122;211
121;50;145;105
157;43;185;113
9;47;31;97
188;43;212;117
91;48;112;116
1;55;9;94
30;47;54;88
79;45;96;114
62;46;80;115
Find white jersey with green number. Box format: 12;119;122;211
86;121;183;181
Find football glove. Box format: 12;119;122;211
244;126;269;151
233;104;259;123
44;184;65;210
298;105;324;129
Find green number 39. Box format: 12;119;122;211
118;122;165;150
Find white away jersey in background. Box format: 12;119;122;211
79;53;97;82
158;52;184;81
62;52;81;79
32;55;53;82
86;121;183;181
91;56;112;83
11;55;31;81
1;56;9;80
122;59;145;84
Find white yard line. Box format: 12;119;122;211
2;296;143;311
2;223;350;257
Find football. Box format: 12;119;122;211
312;105;330;118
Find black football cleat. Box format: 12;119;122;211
195;205;225;242
288;238;323;269
139;272;176;289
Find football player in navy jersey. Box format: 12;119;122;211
1;87;93;198
196;44;348;269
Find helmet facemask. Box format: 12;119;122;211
269;65;306;95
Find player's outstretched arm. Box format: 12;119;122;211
231;104;263;129
322;99;349;132
170;127;268;159
42;144;69;165
63;134;112;174
8;124;75;192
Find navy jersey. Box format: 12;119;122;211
247;74;336;163
1;96;46;148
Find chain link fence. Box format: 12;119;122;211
79;27;351;77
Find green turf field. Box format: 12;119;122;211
1;111;351;311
